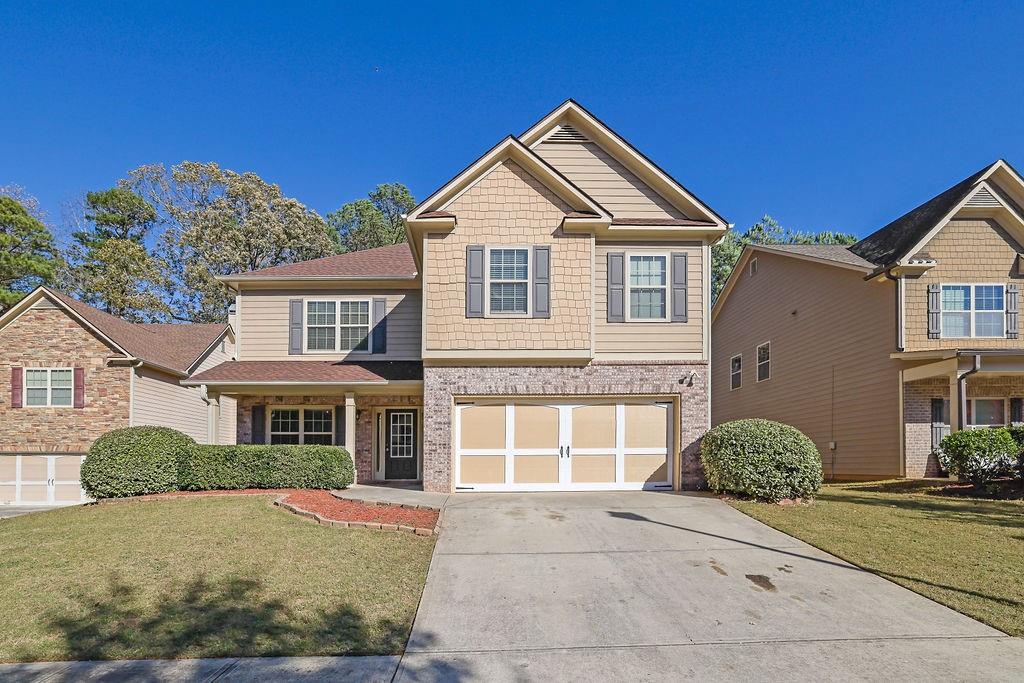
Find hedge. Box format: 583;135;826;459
700;418;823;502
178;444;354;491
80;426;195;498
939;428;1018;486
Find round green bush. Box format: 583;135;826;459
700;419;823;502
939;428;1018;486
80;426;195;499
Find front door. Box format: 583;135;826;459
384;409;419;480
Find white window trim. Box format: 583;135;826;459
484;245;532;317
939;283;1007;339
23;367;75;408
966;397;1007;428
625;251;670;322
266;406;335;445
302;297;373;354
756;341;771;383
729;354;742;391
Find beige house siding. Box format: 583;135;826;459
593;242;704;358
534;141;684;219
237;289;421;360
712;251;901;479
424;159;592;352
904;217;1024;351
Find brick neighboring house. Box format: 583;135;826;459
0;287;234;505
186;99;727;493
711;159;1024;480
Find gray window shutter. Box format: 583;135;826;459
607;252;625;322
335;405;345;446
288;299;303;354
372;297;388;353
466;245;485;318
927;284;941;339
1006;284;1019;340
671;252;688;323
533;246;551;318
251;405;266;444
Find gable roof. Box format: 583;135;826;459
754;244;875;269
0;287;230;376
222;243;418;283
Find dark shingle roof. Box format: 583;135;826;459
188;360;423;384
228;243;417;280
755;244;874;269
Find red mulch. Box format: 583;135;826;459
129;488;439;529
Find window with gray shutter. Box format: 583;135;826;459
466;245;485;318
251;405;266;444
288;299;303;354
607;252;625;322
371;298;387;353
927;284;941;339
671;252;688;323
1006;284;1019;339
335;405;346;446
532;246;551;318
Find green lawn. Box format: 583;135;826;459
0;496;435;662
731;480;1024;637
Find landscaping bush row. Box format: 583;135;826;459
81;426;354;499
939;427;1024;486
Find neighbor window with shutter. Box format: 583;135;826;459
627;253;668;321
268;407;334;445
303;299;371;352
756;342;771;382
730;354;742;390
487;248;530;314
23;368;74;407
940;284;1005;338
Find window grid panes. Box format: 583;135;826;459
941;284;1005;338
270;408;333;445
628;255;667;320
757;343;771;382
306;301;336;351
389;411;415;458
24;368;73;407
304;300;370;352
730;355;742;390
488;249;529;314
338;301;370;351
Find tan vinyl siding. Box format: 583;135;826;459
238;289;421;360
534;141;684;219
594;242;704;358
194;337;237;445
132;367;210;443
711;251;901;479
904;217;1024;351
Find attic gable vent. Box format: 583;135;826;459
966;186;1002;208
547;124;589;143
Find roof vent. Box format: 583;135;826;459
547;123;589;143
966;186;1002;208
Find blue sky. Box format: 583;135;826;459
2;1;1023;241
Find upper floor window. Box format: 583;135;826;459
628;254;668;320
941;284;1004;338
488;248;529;314
730;354;742;390
305;299;370;352
756;342;771;382
24;368;73;407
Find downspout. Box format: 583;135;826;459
956;354;982;431
883;269;904;352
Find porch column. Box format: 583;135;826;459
345;392;357;482
949;372;961;432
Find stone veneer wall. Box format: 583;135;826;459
0;306;130;453
235;394;422;483
422;362;709;493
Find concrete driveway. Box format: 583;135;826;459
397;491;1024;681
0;506;51;519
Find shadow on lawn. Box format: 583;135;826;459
814;490;1024;531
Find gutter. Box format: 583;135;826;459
955;353;982;430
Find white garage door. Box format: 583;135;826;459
0;455;88;506
455;399;673;492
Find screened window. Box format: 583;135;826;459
967;399;1005;427
941;284;1004;338
24;368;73;407
756;342;771;382
306;301;336;351
269;408;333;445
730;355;742;391
338;301;371;351
628;254;668;320
305;299;370;352
488;248;529;314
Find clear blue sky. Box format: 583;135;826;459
2;1;1023;241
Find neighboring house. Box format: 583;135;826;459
711;159;1024;480
187;99;728;493
0;287;235;505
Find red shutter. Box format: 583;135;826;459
73;367;85;408
10;367;23;408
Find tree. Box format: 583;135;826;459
125;162;339;323
79;187;157;243
327;183;415;252
0;196;58;312
74;239;169;321
711;215;857;302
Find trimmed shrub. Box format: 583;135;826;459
81;427;195;499
700;419;823;502
179;444;354;491
939;428;1018;486
1005;426;1024;479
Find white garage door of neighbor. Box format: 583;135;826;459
0;455;88;506
455;400;673;492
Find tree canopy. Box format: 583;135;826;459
327;183;415;252
0;196;58;312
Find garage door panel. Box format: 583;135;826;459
571;405;616;449
0;454;85;506
571;454;616;483
460;405;506;450
460;454;505;484
514;406;559;449
55;484;84;503
0;458;16;481
514;455;559;484
20;484;49;503
0;484;15;504
55;456;82;480
625;404;669;449
21;457;48;480
625;454;669;483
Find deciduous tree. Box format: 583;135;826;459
327;183;415;252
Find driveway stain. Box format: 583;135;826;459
546;511;566;521
745;574;778;592
709;559;728;576
777;564;794;573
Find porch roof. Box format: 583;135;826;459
183;360;424;386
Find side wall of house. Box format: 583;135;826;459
711;251;902;479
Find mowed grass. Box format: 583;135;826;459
731;480;1024;637
0;496;435;662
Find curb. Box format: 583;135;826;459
273;497;438;537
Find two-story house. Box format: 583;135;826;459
187;99;728;493
711;160;1024;480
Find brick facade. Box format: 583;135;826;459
422;361;709;493
0;305;130;453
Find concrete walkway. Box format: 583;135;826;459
333;484;449;509
396;491;1024;681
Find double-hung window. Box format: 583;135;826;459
730;355;742;390
488;248;529;314
627;254;668;320
24;368;73;407
941;284;1005;338
756;342;771;382
269;407;334;445
305;299;371;352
